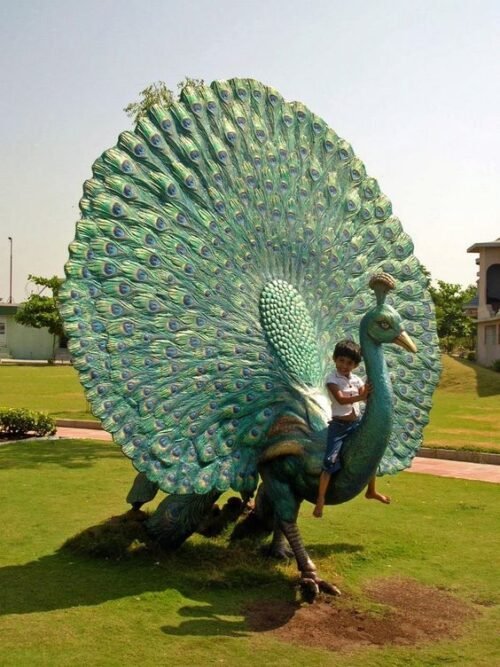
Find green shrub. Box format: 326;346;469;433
467;351;476;361
0;408;56;437
492;360;500;373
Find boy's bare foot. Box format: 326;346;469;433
365;489;391;504
312;501;324;518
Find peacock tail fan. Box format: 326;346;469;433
60;78;441;495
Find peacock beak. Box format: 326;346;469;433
393;331;417;353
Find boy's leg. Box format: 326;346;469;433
365;476;391;504
313;471;331;517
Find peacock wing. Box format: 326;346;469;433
60;78;440;496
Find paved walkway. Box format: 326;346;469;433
56;426;500;484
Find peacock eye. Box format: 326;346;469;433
379;321;391;330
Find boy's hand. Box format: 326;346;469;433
359;383;372;400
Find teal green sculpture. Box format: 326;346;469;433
60;78;440;600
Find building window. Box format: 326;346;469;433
0;322;5;335
485;325;495;345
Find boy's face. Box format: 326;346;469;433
334;355;358;377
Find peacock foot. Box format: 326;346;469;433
299;571;341;603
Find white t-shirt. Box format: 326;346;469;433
326;370;364;418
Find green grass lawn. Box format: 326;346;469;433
1;438;499;666
0;365;93;421
0;355;499;451
424;356;500;452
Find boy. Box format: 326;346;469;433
313;339;390;518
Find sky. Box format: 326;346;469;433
0;0;499;302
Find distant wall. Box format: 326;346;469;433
6;316;56;359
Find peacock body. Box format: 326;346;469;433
60;78;440;597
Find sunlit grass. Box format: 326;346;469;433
424;356;500;452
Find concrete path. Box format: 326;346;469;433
55;426;500;485
407;457;500;484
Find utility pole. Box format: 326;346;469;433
8;236;13;304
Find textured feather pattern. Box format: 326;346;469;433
60;78;440;493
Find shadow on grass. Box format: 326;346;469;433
0;542;290;638
452;357;500;397
0;439;122;469
0;528;360;637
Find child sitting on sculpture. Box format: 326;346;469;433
313;339;391;518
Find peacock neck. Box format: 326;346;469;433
329;319;393;502
359;325;393;433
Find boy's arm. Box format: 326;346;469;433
327;383;368;405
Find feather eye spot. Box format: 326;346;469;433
183;295;193;306
103;263;116;276
185;175;195;188
166;183;177;197
297;110;306;122
118;282;130;295
181;118;192;130
191;102;202;114
160;118;172;131
122;321;134;335
207;101;217;114
283;114;293;126
149;254;161;267
111;203;124;217
189;150;200;161
121;159;133;173
236;116;246;127
338;148;350;161
155;216;167;230
150;133;162;146
134;143;146;157
123;184;134;198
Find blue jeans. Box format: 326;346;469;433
322;418;361;473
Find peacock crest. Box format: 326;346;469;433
60;78;440;497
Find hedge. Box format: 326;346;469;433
0;408;56;437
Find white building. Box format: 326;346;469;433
467;238;500;367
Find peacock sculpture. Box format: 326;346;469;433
60;78;440;600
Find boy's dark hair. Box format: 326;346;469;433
333;339;362;364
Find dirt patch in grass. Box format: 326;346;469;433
245;577;478;652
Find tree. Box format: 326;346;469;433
428;281;476;353
15;275;65;360
123;78;205;123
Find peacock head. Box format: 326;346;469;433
361;274;417;353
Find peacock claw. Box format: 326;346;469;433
317;579;341;596
299;577;320;604
299;572;341;602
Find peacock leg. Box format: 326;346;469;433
126;472;159;511
268;523;294;559
261;458;340;600
279;520;341;601
146;491;220;549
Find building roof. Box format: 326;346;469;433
467;238;500;253
0;303;19;315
